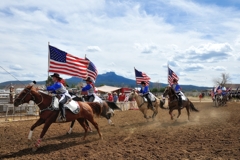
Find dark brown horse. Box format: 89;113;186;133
14;85;102;151
67;95;117;134
163;86;199;120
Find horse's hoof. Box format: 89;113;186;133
111;123;115;126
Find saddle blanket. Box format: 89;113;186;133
53;97;80;114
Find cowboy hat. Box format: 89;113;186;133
50;73;62;79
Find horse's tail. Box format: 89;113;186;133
87;102;102;117
189;101;199;112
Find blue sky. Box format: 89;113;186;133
0;0;240;87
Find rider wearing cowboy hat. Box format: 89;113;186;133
81;77;95;102
172;78;183;109
139;81;155;110
46;73;71;122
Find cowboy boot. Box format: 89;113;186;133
149;101;155;110
59;103;66;122
178;95;183;109
61;107;66;122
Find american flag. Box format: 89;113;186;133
48;45;89;79
168;67;179;85
85;57;98;82
134;68;151;85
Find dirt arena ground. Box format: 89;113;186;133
0;99;240;160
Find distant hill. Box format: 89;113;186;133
0;71;210;91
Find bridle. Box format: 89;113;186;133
15;87;43;106
163;87;177;99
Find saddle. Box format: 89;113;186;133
53;97;80;114
176;91;187;101
142;92;156;102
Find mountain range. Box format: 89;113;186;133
0;72;210;91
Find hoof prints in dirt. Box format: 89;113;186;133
0;102;240;159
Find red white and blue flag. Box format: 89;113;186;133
168;66;179;85
134;68;151;85
85;57;98;82
48;45;89;79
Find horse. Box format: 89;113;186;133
162;86;199;120
214;93;228;107
128;90;160;120
13;85;102;151
67;95;121;134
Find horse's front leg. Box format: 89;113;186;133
151;104;158;120
32;118;54;152
28;118;45;145
142;109;150;120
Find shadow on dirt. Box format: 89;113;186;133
0;138;99;159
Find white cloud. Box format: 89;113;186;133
9;64;23;70
0;0;240;87
212;66;226;71
86;46;101;52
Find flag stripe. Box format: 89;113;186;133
168;67;179;85
48;45;89;79
85;57;98;81
135;68;150;85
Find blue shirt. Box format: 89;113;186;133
47;82;62;94
113;95;118;102
140;85;149;95
172;83;181;93
81;84;94;95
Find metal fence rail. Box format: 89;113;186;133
0;102;39;122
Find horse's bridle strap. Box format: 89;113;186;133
39;97;56;114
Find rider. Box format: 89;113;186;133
80;77;95;102
140;81;154;110
47;73;71;122
171;79;183;109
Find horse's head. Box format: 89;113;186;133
163;86;174;97
14;85;37;107
128;90;137;101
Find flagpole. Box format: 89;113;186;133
167;62;169;85
134;67;137;87
47;42;50;86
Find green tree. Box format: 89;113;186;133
151;88;158;93
159;87;165;92
45;76;53;86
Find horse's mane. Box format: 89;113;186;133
168;86;176;95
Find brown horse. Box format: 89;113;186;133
13;85;102;151
67;95;117;134
128;90;160;120
162;86;199;120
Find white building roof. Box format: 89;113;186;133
97;85;121;93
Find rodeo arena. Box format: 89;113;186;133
1;46;240;159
